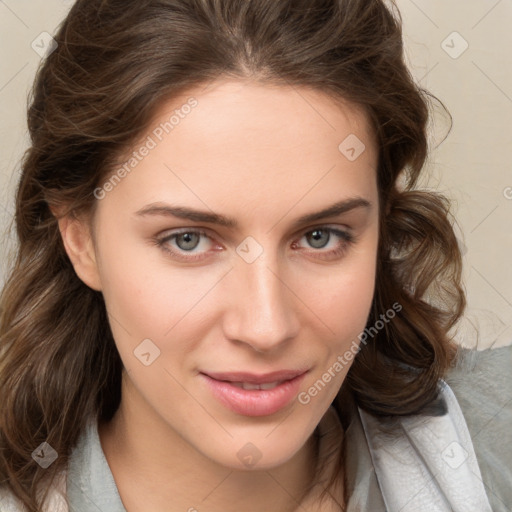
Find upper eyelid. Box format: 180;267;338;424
159;224;352;246
160;222;352;237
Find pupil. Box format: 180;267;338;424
178;232;198;250
309;229;328;249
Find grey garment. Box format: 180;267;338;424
57;344;511;511
66;418;126;512
357;380;492;510
343;343;512;511
444;344;512;511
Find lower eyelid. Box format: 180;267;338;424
297;228;353;245
157;227;353;258
162;230;214;250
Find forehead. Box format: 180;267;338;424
99;78;379;224
152;78;376;159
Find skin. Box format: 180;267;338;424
57;78;379;512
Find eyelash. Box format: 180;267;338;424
153;227;356;262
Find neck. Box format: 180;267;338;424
98;376;321;512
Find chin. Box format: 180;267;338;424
199;429;310;471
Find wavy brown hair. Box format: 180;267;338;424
0;0;465;510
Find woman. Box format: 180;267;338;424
0;0;510;510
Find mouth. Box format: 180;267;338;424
199;369;308;417
229;381;284;390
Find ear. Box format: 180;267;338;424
53;209;103;292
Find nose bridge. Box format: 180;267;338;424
224;248;299;351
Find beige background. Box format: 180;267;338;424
0;1;511;349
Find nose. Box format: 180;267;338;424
222;252;300;353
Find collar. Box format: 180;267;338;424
66;416;126;511
357;379;492;511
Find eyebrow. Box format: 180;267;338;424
134;197;371;230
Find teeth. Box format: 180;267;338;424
241;382;262;390
258;381;281;390
230;381;281;390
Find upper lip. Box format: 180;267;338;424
202;369;308;384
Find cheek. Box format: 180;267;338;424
322;271;375;354
306;239;378;346
295;250;377;411
93;225;175;344
94;228;225;374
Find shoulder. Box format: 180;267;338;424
444;341;512;511
445;341;512;418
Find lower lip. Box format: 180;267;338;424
201;373;307;417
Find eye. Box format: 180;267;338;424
293;227;355;260
154;229;217;262
153;226;355;262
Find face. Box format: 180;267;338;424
83;78;379;469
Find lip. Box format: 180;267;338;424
203;369;306;384
200;369;308;417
